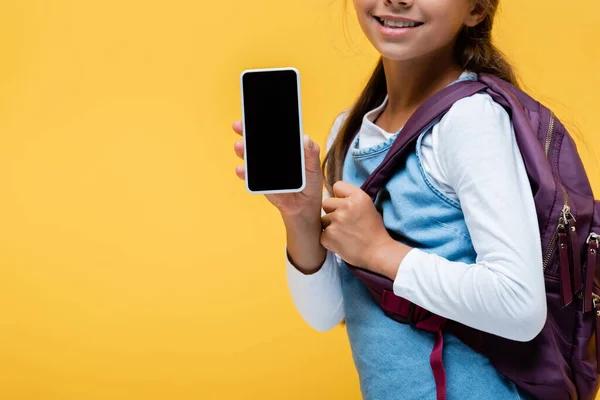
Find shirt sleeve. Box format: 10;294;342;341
285;111;348;332
392;94;547;342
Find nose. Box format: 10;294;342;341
386;0;413;6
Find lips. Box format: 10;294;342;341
373;16;424;28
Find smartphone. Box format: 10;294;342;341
240;67;306;194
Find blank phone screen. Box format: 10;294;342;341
242;70;303;192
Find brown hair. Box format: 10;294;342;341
322;0;518;195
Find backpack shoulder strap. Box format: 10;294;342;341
361;80;487;200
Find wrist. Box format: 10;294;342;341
282;207;327;275
367;237;412;281
281;206;322;231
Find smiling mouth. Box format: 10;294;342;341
374;16;424;28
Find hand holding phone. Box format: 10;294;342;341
232;123;323;215
239;67;307;194
233;68;324;217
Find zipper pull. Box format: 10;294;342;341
584;233;600;312
593;292;600;374
564;207;583;294
559;223;573;307
593;293;600;308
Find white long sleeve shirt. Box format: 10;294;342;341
285;92;547;342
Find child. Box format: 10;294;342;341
233;0;545;398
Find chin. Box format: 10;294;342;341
375;45;421;62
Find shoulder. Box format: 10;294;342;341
326;110;350;152
437;92;512;140
432;92;516;176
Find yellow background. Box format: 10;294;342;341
0;0;598;399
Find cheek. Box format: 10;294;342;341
425;2;469;39
353;6;372;32
352;0;377;30
414;10;465;53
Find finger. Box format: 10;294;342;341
234;141;244;159
320;230;333;252
232;121;243;136
235;166;245;180
322;197;345;214
320;230;329;250
332;181;357;198
303;134;322;174
321;213;333;229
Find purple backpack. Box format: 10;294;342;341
343;73;600;400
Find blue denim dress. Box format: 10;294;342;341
339;74;530;399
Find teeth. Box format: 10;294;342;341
382;19;419;28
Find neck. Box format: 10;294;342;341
379;49;464;130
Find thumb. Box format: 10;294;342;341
303;134;321;174
333;181;361;198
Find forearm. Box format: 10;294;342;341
393;250;546;341
283;210;345;332
367;237;413;280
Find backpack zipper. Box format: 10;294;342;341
544;114;556;157
541;113;575;273
542;113;560;272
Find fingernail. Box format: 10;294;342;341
306;135;314;149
